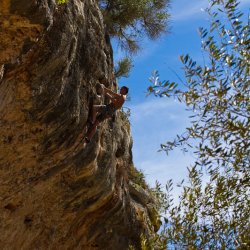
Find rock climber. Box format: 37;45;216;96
84;85;129;143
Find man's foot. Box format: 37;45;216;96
84;137;90;144
87;119;94;125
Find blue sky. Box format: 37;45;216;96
113;0;250;197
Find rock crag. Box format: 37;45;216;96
0;0;159;249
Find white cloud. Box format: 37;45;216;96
171;0;250;21
138;153;194;187
170;0;208;21
241;0;250;5
130;97;180;121
138;154;194;205
134;41;160;63
128;98;195;203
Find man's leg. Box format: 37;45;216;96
85;119;100;142
91;105;105;124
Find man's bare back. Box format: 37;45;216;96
104;86;126;109
84;85;129;143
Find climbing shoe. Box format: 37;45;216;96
84;137;90;143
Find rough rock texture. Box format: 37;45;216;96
0;0;159;249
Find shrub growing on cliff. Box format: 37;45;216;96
129;165;148;189
115;57;133;79
146;0;250;248
56;0;67;4
99;0;170;53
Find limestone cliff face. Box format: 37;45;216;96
0;0;159;249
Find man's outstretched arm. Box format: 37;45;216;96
103;86;120;99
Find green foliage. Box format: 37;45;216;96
120;107;131;131
98;0;170;53
139;234;167;250
129;165;148;189
56;0;67;4
128;245;136;250
161;167;250;249
115;57;133;79
147;0;250;248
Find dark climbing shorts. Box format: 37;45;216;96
97;104;116;122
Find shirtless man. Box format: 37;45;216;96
84;85;129;143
